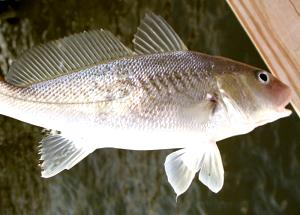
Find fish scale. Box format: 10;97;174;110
0;52;210;129
2;51;211;103
0;50;252;133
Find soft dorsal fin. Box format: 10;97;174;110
6;29;134;87
133;13;188;54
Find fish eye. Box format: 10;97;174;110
257;71;269;84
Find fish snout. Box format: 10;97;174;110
270;79;292;112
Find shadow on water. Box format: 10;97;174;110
0;0;299;214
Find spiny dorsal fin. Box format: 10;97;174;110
6;29;134;87
133;13;188;55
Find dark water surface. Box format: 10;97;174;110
0;0;299;214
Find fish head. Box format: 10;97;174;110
216;68;292;126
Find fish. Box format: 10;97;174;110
0;13;292;197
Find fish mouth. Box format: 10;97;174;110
276;99;292;117
276;85;292;117
277;106;292;117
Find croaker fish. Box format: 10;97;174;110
0;13;292;197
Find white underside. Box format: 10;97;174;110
0;89;289;152
0;92;257;151
60;127;210;151
0;98;211;150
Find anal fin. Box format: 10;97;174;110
39;133;96;178
164;141;224;197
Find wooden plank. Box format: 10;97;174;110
226;0;300;116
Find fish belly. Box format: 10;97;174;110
0;93;204;150
0;85;212;150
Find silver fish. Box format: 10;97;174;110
0;13;292;197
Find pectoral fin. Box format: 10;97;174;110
198;143;224;193
164;141;224;197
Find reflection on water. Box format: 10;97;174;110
0;0;299;214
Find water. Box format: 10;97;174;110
0;0;299;214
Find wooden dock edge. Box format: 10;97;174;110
226;0;300;116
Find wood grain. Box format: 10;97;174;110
226;0;300;116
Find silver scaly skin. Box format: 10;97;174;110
0;51;253;135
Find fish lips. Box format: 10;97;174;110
276;100;292;117
272;79;292;117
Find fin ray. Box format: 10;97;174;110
164;141;224;197
164;148;197;197
7;29;134;87
133;13;188;54
39;133;96;178
198;143;224;193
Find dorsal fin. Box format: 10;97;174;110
133;12;188;55
6;29;134;87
